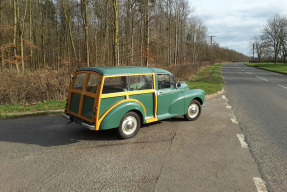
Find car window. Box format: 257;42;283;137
157;74;171;89
86;73;100;93
102;76;128;94
129;75;153;91
73;73;86;90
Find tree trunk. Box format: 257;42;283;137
81;0;90;67
13;0;20;75
112;0;119;66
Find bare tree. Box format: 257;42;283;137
263;14;287;63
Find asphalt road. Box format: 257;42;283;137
0;93;262;191
222;62;287;192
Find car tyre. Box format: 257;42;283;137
184;100;201;121
118;112;141;139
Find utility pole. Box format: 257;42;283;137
209;35;215;62
253;43;255;62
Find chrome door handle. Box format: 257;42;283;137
158;92;163;96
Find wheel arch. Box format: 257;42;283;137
99;100;146;130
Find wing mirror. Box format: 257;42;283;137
176;82;181;88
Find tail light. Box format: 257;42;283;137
65;102;68;112
92;115;96;125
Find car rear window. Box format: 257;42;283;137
73;73;86;90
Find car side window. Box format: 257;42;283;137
102;76;128;94
129;75;153;91
170;75;176;88
157;74;171;89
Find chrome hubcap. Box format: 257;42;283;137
188;104;199;118
122;116;137;135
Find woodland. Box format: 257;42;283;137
0;0;248;104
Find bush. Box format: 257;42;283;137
0;68;72;105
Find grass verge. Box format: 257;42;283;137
245;62;287;74
0;100;65;118
185;63;225;95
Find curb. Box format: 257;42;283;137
0;109;63;118
205;88;225;100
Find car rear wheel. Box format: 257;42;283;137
184;100;201;121
118;112;141;139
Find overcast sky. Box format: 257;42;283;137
188;0;287;56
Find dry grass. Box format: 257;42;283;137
0;68;72;105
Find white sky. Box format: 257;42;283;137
188;0;287;56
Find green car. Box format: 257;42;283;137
62;66;205;139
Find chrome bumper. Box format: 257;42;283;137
61;113;70;120
62;113;95;131
82;122;95;131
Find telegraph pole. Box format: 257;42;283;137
209;36;215;62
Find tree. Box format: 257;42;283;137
263;14;287;63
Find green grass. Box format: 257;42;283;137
245;62;287;74
0;100;65;116
185;63;225;95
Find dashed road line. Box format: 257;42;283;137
226;104;232;109
229;114;239;124
278;84;287;89
236;134;248;148
246;72;252;75
222;95;227;100
253;177;268;192
255;76;269;82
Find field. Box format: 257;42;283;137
245;62;287;74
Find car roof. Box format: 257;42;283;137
76;66;172;76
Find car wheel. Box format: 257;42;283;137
184;100;201;121
118;112;141;139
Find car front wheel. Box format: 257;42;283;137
118;112;141;139
184;100;201;121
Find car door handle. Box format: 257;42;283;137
158;92;163;96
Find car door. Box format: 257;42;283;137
156;73;185;120
68;72;101;123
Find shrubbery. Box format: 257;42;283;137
0;68;72;105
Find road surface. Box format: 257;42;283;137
222;62;287;192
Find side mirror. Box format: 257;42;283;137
176;82;181;88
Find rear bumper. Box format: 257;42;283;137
61;113;70;120
61;113;95;131
81;122;95;131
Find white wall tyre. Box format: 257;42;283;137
118;112;141;139
184;100;201;121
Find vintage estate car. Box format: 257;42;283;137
62;66;205;139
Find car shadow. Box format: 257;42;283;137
0;115;187;148
0;115;122;147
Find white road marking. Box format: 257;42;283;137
236;134;248;148
226;104;232;109
246;72;252;75
255;76;269;82
222;95;227;100
253;177;268;192
278;84;287;89
229;114;239;124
